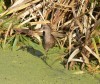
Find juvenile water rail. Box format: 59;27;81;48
38;24;56;53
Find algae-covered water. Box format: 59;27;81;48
0;48;100;84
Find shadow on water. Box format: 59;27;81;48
17;46;52;68
17;46;43;57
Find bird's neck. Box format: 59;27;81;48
43;30;52;41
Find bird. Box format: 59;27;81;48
37;24;56;56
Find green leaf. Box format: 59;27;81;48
92;38;99;57
98;36;100;43
20;35;45;54
12;35;19;50
6;35;15;44
0;0;4;13
90;0;95;3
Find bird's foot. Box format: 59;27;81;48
41;55;48;61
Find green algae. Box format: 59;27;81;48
0;48;100;84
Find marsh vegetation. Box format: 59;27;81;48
0;0;100;73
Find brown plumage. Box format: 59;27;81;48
38;24;55;52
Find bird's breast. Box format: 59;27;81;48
43;35;55;52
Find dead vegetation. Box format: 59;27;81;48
0;0;100;73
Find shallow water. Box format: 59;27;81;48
0;48;100;84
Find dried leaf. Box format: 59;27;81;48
67;48;80;63
84;45;100;63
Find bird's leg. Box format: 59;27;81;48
41;50;52;68
43;51;48;61
40;50;51;67
42;50;49;61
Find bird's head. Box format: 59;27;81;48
36;24;51;33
